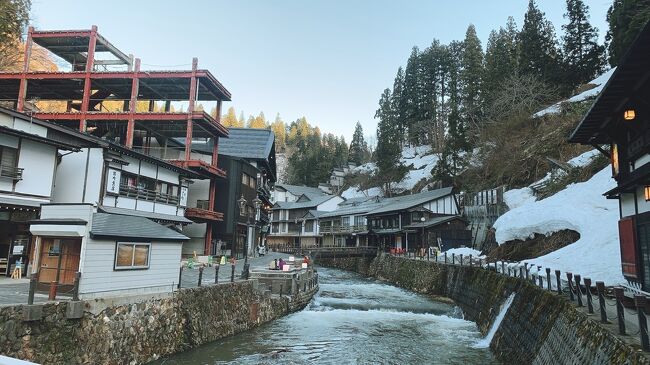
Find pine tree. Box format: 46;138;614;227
348;122;369;165
390;67;406;145
402;47;424;145
460;24;484;134
562;0;606;88
606;0;650;66
518;0;565;91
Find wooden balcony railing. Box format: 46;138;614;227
0;165;23;181
320;225;367;235
119;184;180;205
185;207;224;222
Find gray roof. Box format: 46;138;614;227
274;184;327;197
273;194;336;210
320;199;389;219
98;205;193;224
173;128;274;160
366;187;454;216
91;213;189;241
403;215;464;229
339;196;376;206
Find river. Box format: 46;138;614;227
153;267;498;364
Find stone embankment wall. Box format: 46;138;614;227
0;279;317;365
318;254;649;365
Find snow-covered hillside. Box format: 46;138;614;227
493;166;624;285
533;68;616;118
341;145;440;198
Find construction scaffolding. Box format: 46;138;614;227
0;25;231;254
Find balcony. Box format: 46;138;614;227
0;165;23;181
320;225;367;235
167;159;226;179
185;201;223;222
119;184;179;205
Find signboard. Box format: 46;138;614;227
12;245;24;255
106;168;122;195
179;186;188;207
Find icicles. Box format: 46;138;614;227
473;293;516;349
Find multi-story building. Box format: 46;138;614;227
267;192;344;249
0;107;87;277
0;25;230;255
319;196;382;247
569;22;650;291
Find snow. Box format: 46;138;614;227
567;149;600;168
341;186;382;199
503;187;536;210
443;247;484;258
533;68;616;118
493;167;624;285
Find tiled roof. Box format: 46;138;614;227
366;187;454;215
274;184;327;197
172;127;274;160
90;213;189;241
273;194;336;210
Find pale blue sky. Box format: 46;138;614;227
30;0;612;142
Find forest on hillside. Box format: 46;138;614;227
370;0;650;194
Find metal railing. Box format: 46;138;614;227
389;249;650;352
119;184;180;205
0;165;23;181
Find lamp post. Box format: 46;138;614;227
420;216;426;257
238;195;249;279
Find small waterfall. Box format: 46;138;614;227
473;293;516;349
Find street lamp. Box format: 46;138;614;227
420;216;426;257
238;195;250;279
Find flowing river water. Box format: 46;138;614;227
154;267;498;364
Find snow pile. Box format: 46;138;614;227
443;247;484;258
568;149;600;168
533;68;616;118
341;186;382;199
493;167;624;285
503;188;536;210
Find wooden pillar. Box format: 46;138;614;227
79;25;98;132
126;58;141;148
16;26;33;112
184;58;198;161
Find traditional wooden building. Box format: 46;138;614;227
569;22;650;292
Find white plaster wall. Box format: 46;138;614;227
633;154;650;171
15;140;56;197
12;118;48;137
52;148;103;204
621;193;636;218
422;195;458;215
78;239;182;297
187;179;209;208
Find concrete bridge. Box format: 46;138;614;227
276;246;379;259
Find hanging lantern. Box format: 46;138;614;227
624;109;636;121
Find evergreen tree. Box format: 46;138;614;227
348;122;369;165
375;89;406;194
518;0;565;91
0;0;31;71
562;0;606;88
402;47;424;144
606;0;650;66
484;17;519;107
460;24;484;134
390;67;406;145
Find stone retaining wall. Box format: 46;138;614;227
318;254;649;365
0;279;317;365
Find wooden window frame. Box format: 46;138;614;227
114;242;152;270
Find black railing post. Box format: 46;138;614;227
452;253;455;265
508;266;511;277
177;267;183;289
635;295;650;351
525;264;529;280
574;274;583;307
231;264;235;283
501;261;505;274
545;268;551;291
215;265;220;284
584;278;594;314
72;272;81;301
198;266;204;287
566;272;574;301
28;273;37;305
519;266;523;278
596;281;608;323
614;287;626;335
538;275;543;288
444;252;447;264
555;270;562;295
469;255;473;268
459;254;463;266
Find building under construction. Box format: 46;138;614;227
0;25;231;255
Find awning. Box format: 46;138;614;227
30;218;88;237
90;213;189;242
403;215;464;229
98;205;193;224
0;196;48;208
372;228;401;235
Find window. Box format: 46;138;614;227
242;173;249;187
0;145;21;181
115;242;151;270
305;221;314;232
341;217;350;226
119;172;180;204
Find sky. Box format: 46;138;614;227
30;0;612;142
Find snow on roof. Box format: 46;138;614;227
493;167;624;285
533;68;616;118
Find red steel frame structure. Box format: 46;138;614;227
0;25;231;255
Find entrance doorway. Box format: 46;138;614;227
38;238;81;289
